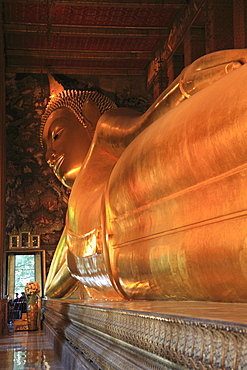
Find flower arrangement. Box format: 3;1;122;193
25;281;40;295
25;281;40;305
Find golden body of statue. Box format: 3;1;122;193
42;50;247;301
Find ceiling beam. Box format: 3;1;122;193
5;65;146;76
6;49;154;60
4;23;168;37
2;0;186;8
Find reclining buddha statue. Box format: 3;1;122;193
41;49;247;301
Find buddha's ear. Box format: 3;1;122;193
82;98;101;132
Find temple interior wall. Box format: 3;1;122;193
1;5;247;369
2;0;247;304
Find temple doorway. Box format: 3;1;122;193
7;252;42;300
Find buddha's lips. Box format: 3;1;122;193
53;155;64;173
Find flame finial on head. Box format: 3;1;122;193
46;69;64;96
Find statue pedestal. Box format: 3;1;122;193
43;299;247;369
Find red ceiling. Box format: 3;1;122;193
2;1;187;76
6;34;159;52
5;3;177;27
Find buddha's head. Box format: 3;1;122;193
41;89;116;188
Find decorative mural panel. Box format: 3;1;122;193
45;250;55;277
5;73;69;249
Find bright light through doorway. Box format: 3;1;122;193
14;255;36;294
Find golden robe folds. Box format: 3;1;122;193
67;65;247;301
44;52;247;302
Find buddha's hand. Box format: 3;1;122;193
179;49;247;98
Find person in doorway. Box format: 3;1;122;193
13;293;19;310
19;292;26;313
13;293;21;319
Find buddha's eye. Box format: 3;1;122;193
52;127;64;142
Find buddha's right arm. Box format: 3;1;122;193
96;49;247;159
44;228;78;298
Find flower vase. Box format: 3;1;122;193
26;295;39;331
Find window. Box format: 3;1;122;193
14;255;36;294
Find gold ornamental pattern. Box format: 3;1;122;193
43;300;247;370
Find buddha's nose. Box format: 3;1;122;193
46;150;56;167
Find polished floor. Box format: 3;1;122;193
0;327;66;369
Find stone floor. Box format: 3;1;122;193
0;328;66;369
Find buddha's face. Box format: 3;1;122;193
42;107;92;188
